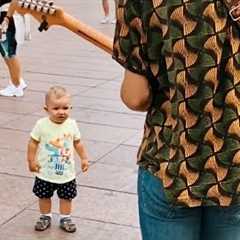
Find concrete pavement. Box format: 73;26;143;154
0;0;145;239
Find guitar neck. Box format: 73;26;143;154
13;0;113;55
59;12;113;55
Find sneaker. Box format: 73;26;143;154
20;78;27;90
59;217;76;233
100;16;110;24
0;84;24;97
35;215;51;231
111;18;116;24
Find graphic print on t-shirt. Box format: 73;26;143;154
45;133;73;175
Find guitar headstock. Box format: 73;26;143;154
13;0;65;31
17;0;56;15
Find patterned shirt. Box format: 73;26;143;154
113;0;240;207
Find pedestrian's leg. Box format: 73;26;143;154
138;167;202;240
102;0;109;17
4;56;21;86
0;56;25;96
201;205;240;240
101;0;110;23
111;0;118;24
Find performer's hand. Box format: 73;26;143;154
1;17;9;33
28;161;41;173
0;18;9;41
81;159;89;172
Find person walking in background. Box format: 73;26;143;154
113;0;240;239
100;0;118;24
0;0;28;97
27;86;89;233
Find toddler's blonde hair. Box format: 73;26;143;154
45;86;69;104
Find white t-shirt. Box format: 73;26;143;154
30;117;81;184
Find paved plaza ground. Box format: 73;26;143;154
0;0;145;239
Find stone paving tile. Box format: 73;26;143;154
0;148;30;177
123;131;145;147
72;108;145;129
22;80;89;95
0;175;35;225
77;122;139;143
0;98;40;114
0;210;141;240
71;95;132;114
0;112;21;126
98;145;139;169
77;163;137;194
0;128;29;151
24;72;109;87
80;87;123;101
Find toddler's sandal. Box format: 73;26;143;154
35;215;51;231
60;217;77;233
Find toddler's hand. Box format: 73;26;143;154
81;159;89;172
28;161;41;173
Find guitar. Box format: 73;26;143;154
10;0;113;54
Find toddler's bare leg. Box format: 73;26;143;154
59;198;72;215
39;198;52;214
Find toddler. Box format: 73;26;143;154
27;86;89;233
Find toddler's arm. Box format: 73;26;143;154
27;137;41;172
74;139;89;172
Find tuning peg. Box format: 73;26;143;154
23;0;31;8
17;0;24;7
30;1;37;10
42;4;49;13
49;7;55;15
36;2;43;12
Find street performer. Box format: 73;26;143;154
112;0;240;240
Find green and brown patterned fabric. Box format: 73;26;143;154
113;0;240;207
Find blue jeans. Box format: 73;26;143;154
138;167;240;240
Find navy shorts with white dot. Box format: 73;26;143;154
33;177;77;200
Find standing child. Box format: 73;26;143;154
27;86;89;233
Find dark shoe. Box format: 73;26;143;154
35;215;51;231
59;217;76;233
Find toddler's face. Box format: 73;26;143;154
45;95;72;124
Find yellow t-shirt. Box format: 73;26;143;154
30;117;81;184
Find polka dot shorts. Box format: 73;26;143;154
33;177;77;200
